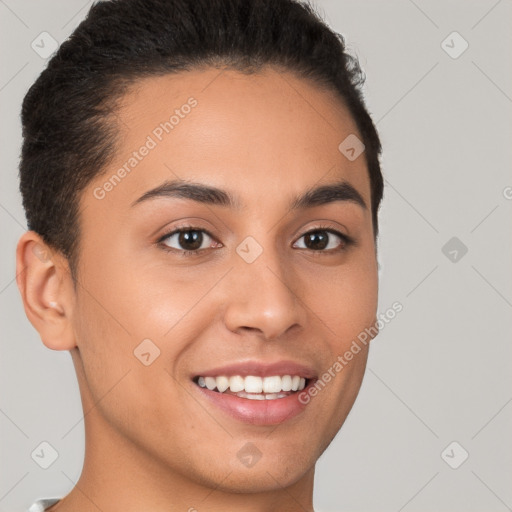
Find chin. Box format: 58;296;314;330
175;446;316;493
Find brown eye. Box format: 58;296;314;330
293;229;349;252
161;228;216;252
303;231;329;250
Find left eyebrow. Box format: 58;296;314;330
131;178;367;211
289;180;367;211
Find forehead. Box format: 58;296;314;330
86;66;371;215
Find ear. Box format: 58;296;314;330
16;231;77;351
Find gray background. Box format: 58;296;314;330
1;1;511;511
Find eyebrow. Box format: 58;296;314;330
131;179;367;211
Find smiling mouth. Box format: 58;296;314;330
192;374;310;400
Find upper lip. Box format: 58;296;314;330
193;360;317;379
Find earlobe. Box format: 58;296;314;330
16;231;77;351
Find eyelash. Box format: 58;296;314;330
157;223;355;257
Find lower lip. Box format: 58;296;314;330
194;383;313;426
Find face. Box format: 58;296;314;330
72;67;378;492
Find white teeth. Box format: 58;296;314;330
229;375;245;392
281;375;293;391
205;376;217;390
216;375;230;392
197;374;309;394
263;376;282;393
235;391;265;400
263;393;288;400
244;376;263;393
235;391;289;400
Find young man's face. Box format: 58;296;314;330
70;67;378;493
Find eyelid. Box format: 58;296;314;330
299;223;350;239
156;224;220;249
156;221;354;257
156;223;350;242
293;223;354;249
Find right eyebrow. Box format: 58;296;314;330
131;180;240;209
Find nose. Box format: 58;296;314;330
222;246;304;341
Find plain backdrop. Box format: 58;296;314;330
1;1;511;511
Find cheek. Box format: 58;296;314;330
300;248;377;428
72;285;135;407
75;250;215;345
71;273;234;482
71;259;224;407
304;251;378;344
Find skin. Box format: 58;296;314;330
16;66;378;512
